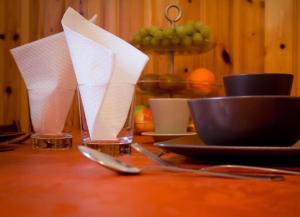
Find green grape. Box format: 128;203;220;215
200;25;211;40
142;35;152;46
175;25;186;37
182;36;192;46
192;32;203;45
152;29;163;40
149;26;160;36
163;28;175;39
139;27;149;38
184;24;195;36
194;21;204;32
132;34;142;45
150;37;160;46
171;35;181;45
161;38;170;47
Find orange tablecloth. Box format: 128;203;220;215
1;133;300;217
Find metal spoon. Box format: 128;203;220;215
79;145;283;180
78;145;140;174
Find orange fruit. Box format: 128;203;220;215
187;68;216;95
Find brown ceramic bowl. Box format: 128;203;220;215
188;96;300;146
223;73;293;96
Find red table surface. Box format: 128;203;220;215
1;133;300;217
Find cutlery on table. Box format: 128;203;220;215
78;144;283;180
135;143;300;176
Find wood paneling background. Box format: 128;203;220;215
0;0;299;132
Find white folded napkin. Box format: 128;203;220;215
11;15;98;135
62;7;149;140
11;32;76;134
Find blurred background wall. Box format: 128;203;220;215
0;0;299;132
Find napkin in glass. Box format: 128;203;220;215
62;7;149;141
10;32;76;135
10;15;98;135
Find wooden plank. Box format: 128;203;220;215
213;0;232;83
37;0;65;37
265;0;297;95
0;0;5;124
119;0;138;41
264;0;294;73
18;0;32;132
295;0;300;96
3;0;22;125
103;0;120;35
198;0;232;84
64;0;83;15
232;0;265;74
86;0;105;26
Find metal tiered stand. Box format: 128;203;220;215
135;4;218;99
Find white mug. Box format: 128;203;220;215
149;98;190;134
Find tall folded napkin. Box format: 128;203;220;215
11;15;98;134
62;7;149;140
11;33;76;134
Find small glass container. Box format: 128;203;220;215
31;133;72;150
78;83;135;156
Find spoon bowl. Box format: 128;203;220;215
78;145;141;174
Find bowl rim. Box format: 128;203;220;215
223;73;294;78
188;95;300;102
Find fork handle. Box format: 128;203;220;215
203;164;300;176
143;165;284;181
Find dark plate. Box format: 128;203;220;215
0;132;25;143
0;145;15;152
154;135;300;164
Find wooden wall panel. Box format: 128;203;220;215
200;0;232;83
296;0;300;96
2;0;23;128
37;0;65;36
0;0;299;131
231;0;265;73
18;0;32;132
264;0;297;94
0;0;5;124
264;0;294;72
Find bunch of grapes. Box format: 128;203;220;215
132;20;211;48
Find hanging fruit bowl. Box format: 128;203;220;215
131;4;215;55
133;4;219;98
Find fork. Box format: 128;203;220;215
132;143;300;175
131;143;284;181
152;147;300;176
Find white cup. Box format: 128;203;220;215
149;98;190;134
